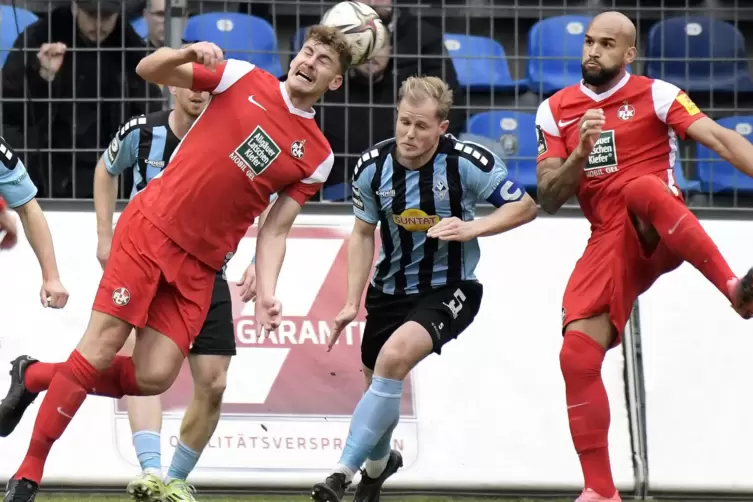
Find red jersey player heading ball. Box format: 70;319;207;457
535;11;753;502
0;26;352;502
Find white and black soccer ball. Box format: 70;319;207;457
320;1;389;67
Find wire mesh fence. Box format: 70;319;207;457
0;0;752;207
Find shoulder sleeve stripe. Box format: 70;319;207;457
535;98;560;137
452;139;493;172
118;115;147;139
0;137;18;169
651;78;681;123
214;59;255;94
301;150;334;185
353;142;389;182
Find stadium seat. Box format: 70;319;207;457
526;15;592;94
697;116;753;193
672;154;701;193
130;16;148;39
644;17;753;93
464;111;538;190
183;13;284;77
0;6;38;68
443;34;526;92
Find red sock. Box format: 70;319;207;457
89;356;141;398
623;176;735;298
24;362;65;393
560;331;616;498
15;350;99;483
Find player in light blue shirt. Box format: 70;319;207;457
0;137;68;308
311;77;538;502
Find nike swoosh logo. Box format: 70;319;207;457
668;213;687;235
248;95;266;111
57;406;73;419
558;118;578;128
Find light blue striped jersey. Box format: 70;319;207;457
0;137;37;208
352;134;525;295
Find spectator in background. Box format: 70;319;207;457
0;0;163;199
143;0;165;49
317;36;463;201
363;0;464;119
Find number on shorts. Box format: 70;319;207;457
442;288;467;320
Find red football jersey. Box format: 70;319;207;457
137;59;334;270
535;73;706;230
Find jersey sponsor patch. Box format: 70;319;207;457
229;126;281;178
676;94;700;116
106;136;119;164
536;125;547;156
585;130;618;171
352;184;365;210
392;208;440;232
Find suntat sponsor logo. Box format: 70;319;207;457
392;208;440;232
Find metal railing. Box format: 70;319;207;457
1;0;752;208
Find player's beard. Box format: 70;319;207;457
581;61;622;87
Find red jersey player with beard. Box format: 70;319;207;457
535;11;753;502
0;27;352;502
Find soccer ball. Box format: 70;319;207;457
320;1;389;67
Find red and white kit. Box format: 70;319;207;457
94;60;335;354
536;73;706;338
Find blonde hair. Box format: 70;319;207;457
305;25;351;73
398;76;454;121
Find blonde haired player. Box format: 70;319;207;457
312;76;537;502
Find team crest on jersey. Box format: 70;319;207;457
617;102;635;121
433;179;448;201
291;140;306;159
229;126;281;179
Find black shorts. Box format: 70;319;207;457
189;272;236;356
361;280;483;370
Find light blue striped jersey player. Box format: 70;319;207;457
103;110;180;200
351;134;525;295
0;137;37;209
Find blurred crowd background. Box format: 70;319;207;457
0;0;751;207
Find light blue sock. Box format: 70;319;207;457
132;431;161;472
338;376;403;474
166;441;200;481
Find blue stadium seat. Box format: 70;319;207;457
130;16;148;39
183;13;283;77
697;116;753;193
0;6;38;68
644;17;753;93
526;15;592;94
672;154;701;192
465;111;538;190
443;34;526;92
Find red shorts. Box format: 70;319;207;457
562;209;683;344
93;203;215;356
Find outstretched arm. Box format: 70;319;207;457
686;118;753;179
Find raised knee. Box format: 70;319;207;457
374;343;412;380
